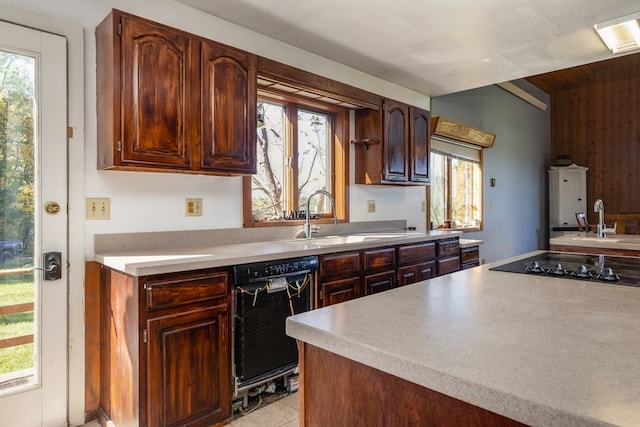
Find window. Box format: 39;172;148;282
244;92;348;225
430;137;482;231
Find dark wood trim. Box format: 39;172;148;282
300;343;527;426
528;52;640;221
257;56;381;110
84;261;101;422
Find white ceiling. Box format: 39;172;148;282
175;0;640;96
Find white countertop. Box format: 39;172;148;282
286;251;640;427
95;230;462;276
459;238;483;248
550;232;640;251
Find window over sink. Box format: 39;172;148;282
243;91;349;226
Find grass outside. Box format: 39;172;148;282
0;273;34;375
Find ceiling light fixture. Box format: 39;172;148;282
595;12;640;54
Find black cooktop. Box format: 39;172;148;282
490;251;640;288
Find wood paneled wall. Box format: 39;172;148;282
530;53;640;224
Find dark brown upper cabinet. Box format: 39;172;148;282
96;10;256;175
200;40;256;174
354;99;430;185
409;106;430;183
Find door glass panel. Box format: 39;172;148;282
0;50;36;392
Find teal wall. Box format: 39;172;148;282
431;82;551;263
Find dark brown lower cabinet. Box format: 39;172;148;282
318;276;361;307
437;238;461;275
317;239;459;305
437;255;461;276
397;242;437;286
363;247;396;295
397;260;436;286
461;246;480;269
317;251;361;308
100;266;231;427
363;270;396;294
147;305;229;427
299;343;526;426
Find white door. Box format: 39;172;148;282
0;21;68;426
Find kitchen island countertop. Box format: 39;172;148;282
286;250;640;426
550;232;640;252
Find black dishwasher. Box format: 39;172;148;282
232;255;318;408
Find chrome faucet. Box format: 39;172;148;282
594;199;605;238
304;190;338;238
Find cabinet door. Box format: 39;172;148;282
460;247;479;265
147;304;230;427
319;252;361;281
363;247;395;271
363;270;396;295
318;276;361;308
383;99;409;182
409;107;430;183
398;261;435;286
120;14;196;168
397;242;436;265
437;238;460;257
561;170;587;226
437;256;460;276
201;40;257;174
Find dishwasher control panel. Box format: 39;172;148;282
233;255;319;283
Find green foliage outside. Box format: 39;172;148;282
1;50;36;377
0;274;34;375
1;51;35;255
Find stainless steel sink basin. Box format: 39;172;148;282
571;236;621;243
303;233;410;246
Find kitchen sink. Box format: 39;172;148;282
571;236;621;243
304;233;411;246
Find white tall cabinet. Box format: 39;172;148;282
548;164;588;229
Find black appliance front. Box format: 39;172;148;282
234;278;311;387
490;251;640;287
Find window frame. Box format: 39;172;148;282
428;137;483;233
243;89;349;227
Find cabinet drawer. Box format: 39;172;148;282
397;260;435;286
363;247;396;271
144;270;229;311
462;260;480;270
319;252;361;281
363;270;396;295
438;239;460;257
460;247;479;264
437;256;460;276
397;242;436;265
318;276;361;307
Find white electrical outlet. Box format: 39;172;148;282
86;198;111;220
421;201;426;212
185;198;203;216
367;200;376;213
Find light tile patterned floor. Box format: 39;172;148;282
229;393;299;427
80;393;299;427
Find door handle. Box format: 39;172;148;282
43;251;62;281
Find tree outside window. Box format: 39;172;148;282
1;52;35;260
251;99;333;221
430;150;482;230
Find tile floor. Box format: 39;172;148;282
80;392;299;427
228;392;299;426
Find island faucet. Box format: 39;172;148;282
304;190;338;238
594;198;605;238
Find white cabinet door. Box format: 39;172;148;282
549;165;588;228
